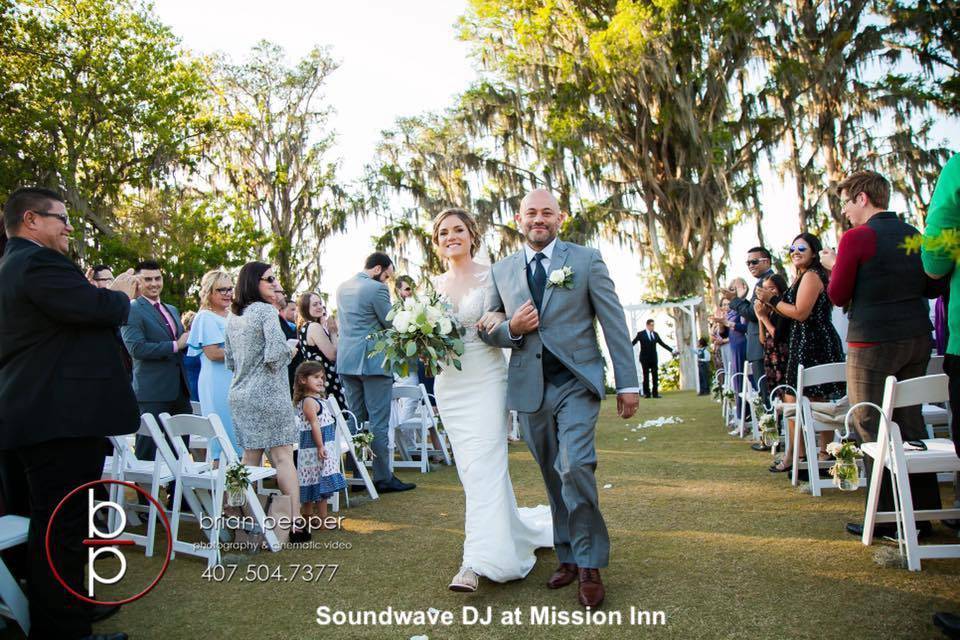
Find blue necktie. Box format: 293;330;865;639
529;253;547;310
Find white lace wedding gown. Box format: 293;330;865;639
433;271;552;582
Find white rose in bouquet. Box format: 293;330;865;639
426;304;443;326
439;316;453;335
393;310;413;334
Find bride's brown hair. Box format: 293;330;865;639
432;208;481;257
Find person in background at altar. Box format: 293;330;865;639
121;259;193;462
187;269;239;461
631;318;677;399
181;310;200;402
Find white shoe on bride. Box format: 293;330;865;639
448;567;479;592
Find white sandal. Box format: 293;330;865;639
448;567;478;592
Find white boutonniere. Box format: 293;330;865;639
547;266;574;289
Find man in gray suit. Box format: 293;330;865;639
480;189;639;608
336;252;415;493
722;246;774;449
121;259;192;462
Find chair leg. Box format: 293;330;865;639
0;558;29;635
169;480;184;560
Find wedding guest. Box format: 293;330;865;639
822;170;942;538
272;290;299;392
717;279;748;426
224;261;308;541
87;264;114;288
755;274;791;391
187;269;239;461
337;252;415;493
921;153;960;537
723;246;775;411
710;300;732;379
121;259;193;462
296;291;346;410
181;310;201;402
756;233;844;473
0;186;139;640
395;275;416;300
293;361;346;527
696;338;711;395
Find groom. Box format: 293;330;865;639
480;188;640;607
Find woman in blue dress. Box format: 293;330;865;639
187;269;239;461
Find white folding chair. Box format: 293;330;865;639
859;374;960;570
734;362;767;439
389;384;452;473
718;363;735;425
0;516;29;635
923;356;952;441
767;383;797;459
326;396;379;503
101;414;177;557
791;362;848;495
158;412;280;567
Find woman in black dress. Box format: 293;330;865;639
296;292;346;410
756;233;845;472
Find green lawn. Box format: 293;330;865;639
6;391;958;639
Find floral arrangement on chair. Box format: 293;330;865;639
224;461;251;507
826;441;863;491
352;430;376;461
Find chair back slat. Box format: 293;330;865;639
392;385;423;401
926;355;945;376
884;374;949;412
797;362;846;391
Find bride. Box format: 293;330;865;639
431;207;552;593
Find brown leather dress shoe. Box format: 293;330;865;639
577;568;604;607
546;562;578;589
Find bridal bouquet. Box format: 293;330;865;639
368;292;465;377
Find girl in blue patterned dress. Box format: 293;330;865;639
293;361;346;525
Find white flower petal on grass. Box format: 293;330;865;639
410;636;429;640
602;483;613;489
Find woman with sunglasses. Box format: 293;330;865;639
187;269;240;461
756;233;844;473
224;262;308;541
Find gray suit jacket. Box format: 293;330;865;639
121;296;188;403
730;269;774;362
335;272;392;377
481;240;639;412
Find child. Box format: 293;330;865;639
293;361;346;528
696;337;712;395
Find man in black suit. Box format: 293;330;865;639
0;187;138;640
632;319;676;398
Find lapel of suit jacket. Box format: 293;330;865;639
139;297;175;337
539;240;568;316
514;249;535;304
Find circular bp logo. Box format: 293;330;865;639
46;479;173;605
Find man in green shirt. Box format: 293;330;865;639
920;152;960;459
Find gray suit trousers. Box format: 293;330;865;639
520;377;608;568
339;374;393;484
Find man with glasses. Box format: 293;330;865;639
0;186;138;640
822;170;943;540
723;246;774;449
86;264;114;288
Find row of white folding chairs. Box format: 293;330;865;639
103;412;279;568
791;356;952;496
389;383;453;473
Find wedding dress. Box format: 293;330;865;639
433;270;552;582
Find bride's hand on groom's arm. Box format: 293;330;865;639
507;300;539;336
617;392;640;419
476;311;506;333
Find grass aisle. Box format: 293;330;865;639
46;392;960;639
